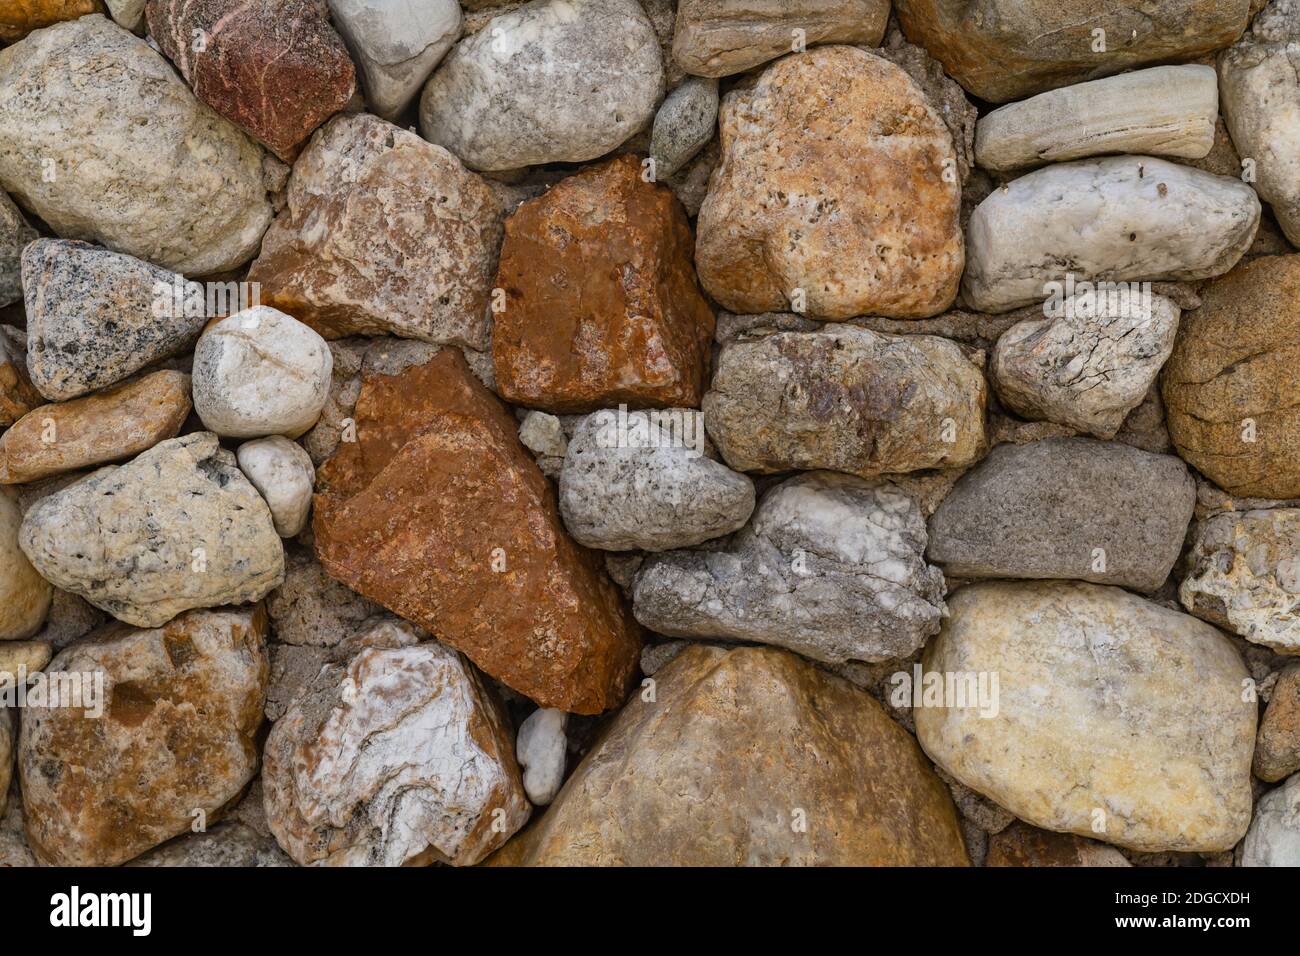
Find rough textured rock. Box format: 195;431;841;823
263;640;530;866
986;822;1132;867
18;606;268;866
146;0;356;161
0;327;40;427
975;66;1219;174
236;437;315;538
518;410;567;477
0;640;52;678
516;707;567;806
0;0;103;42
266;548;382;647
328;0;461;120
1163;255;1300;499
0;16;281;275
492;156;714;413
1256;666;1300;783
127;821;292;867
696;46;963;320
894;0;1251;104
1239;773;1300;866
492;645;969;865
672;0;888;77
20;240;207;401
0;192;35;308
703;325;987;478
1218;0;1300;246
917;581;1256;853
192;308;332;439
559;408;754;552
1180;509;1300;654
1;486;51;640
19;433;284;628
247;114;504;350
419;0;664;172
649;76;717;179
633;471;946;663
963;157;1260;312
312;348;642;714
0;371;191;484
928;438;1194;592
991;292;1180;438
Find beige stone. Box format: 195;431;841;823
0;486;50;641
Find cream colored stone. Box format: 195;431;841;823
236;436;315;538
0;486;50;641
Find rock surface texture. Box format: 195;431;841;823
1;487;51;640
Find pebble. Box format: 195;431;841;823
236;436;316;538
516;707;568;806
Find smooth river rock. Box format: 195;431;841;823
236;437;315;538
917;581;1256;853
516;707;568;806
1239;774;1300;867
649;76;717;179
0;487;51;640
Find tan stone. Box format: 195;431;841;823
0;640;51;679
1256;666;1300;783
0;486;50;640
0;0;103;43
986;822;1131;867
0;327;39;428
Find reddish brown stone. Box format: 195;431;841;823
0;328;40;427
312;348;642;714
145;0;355;162
986;821;1131;867
492;154;715;414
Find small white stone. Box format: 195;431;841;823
192;306;332;439
1240;773;1300;867
236;436;316;538
518;411;568;459
516;707;569;806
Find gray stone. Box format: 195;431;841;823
127;822;293;867
104;0;146;32
266;548;383;647
419;0;664;172
927;438;1195;592
650;76;717;179
0;191;35;308
632;471;946;664
558;408;755;552
516;707;567;806
1240;774;1300;866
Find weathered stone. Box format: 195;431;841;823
0;708;9;821
975;66;1219;174
1180;509;1300;655
248;114;504;349
312;348;641;714
986;822;1131;867
0;192;35;309
263;639;530;865
1163;255;1300;499
917;581;1256;853
0;16;281;275
697;46;963;320
127;821;292;867
419;0;664;172
0;327;40;427
1239;773;1300;866
0;640;51;679
1218;0;1300;246
192;307;332;439
894;0;1251;104
146;0;356;161
19;433;284;628
649;76;717;179
0;0;103;42
0;776;35;867
1256;666;1300;783
633;471;946;663
0;486;50;640
492;156;714;413
236;437;315;538
518;410;567;478
492;645;969;865
516;707;567;806
672;0;887;77
703;325;987;478
963;157;1260;313
0;371;190;484
328;0;461;121
266;548;382;647
928;438;1194;592
104;0;144;31
559;408;754;552
990;292;1180;438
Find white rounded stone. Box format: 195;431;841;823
516;707;569;806
236;436;316;538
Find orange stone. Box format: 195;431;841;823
0;0;102;44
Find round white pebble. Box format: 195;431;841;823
236;435;316;538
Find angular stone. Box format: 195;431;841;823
928;438;1194;592
633;471;946;663
0;16;281;275
20;239;207;401
312;348;641;714
266;548;382;647
516;707;567;806
1163;255;1300;499
492;645;969;866
1256;666;1300;783
0;327;40;427
559;408;754;552
419;0;664;172
0;370;191;484
328;0;462;121
0;192;35;308
703;325;986;478
963;157;1260;313
975;66;1219;174
192;307;332;439
0;486;50;640
894;0;1251;104
1180;509;1300;654
696;46;963;320
0;0;103;42
127;821;292;867
492;156;714;413
263;639;530;866
1240;774;1300;866
19;433;284;628
146;0;356;161
236;436;315;538
18;606;268;866
1219;0;1300;246
990;292;1180;439
247;114;504;349
986;822;1131;867
672;0;887;77
917;581;1256;853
